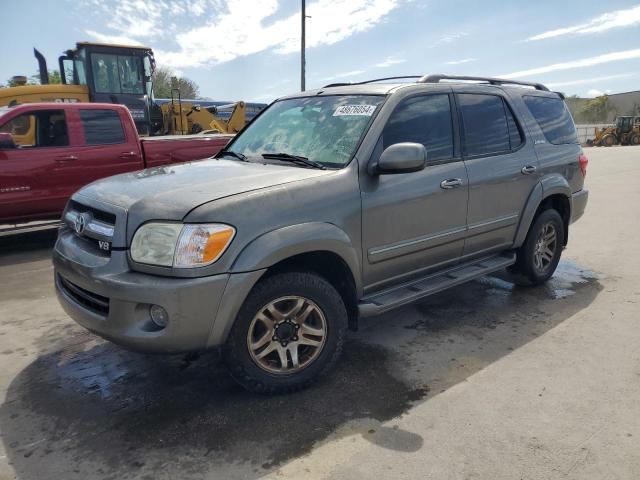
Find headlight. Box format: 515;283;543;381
130;223;235;268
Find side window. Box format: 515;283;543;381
80;109;126;145
382;94;454;162
523;96;577;145
458;94;510;156
0;110;68;148
505;103;523;150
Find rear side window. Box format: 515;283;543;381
382;94;454;161
80;109;126;145
505;104;523;150
523;96;577;145
458;94;512;156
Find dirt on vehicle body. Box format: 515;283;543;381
52;75;588;393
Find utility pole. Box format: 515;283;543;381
301;0;306;91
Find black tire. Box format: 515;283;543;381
223;271;347;394
510;209;564;286
603;134;616;147
630;134;640;146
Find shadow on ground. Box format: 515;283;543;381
0;230;58;267
0;260;602;479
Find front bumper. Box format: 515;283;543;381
53;230;263;354
570;189;588;224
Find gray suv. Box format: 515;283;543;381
53;74;589;393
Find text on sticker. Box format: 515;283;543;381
333;105;377;117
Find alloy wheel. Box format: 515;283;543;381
247;296;327;374
533;222;557;273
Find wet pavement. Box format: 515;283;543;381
0;231;602;479
0;146;638;479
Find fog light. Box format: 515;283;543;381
149;305;169;328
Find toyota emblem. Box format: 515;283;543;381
74;213;88;235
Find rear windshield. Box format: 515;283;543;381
523;96;577;145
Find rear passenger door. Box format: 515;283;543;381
70;108;143;191
456;91;539;257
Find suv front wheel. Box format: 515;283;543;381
224;271;347;394
510;209;565;286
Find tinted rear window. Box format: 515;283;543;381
523;96;577;145
80;109;126;145
458;94;510;156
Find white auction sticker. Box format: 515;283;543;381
333;105;377;116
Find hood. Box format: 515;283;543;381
74;158;331;220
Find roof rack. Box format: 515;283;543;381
418;74;549;91
322;74;550;92
323;76;422;88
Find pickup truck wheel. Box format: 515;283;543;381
224;272;347;394
510;209;564;287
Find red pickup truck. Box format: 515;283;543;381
0;102;232;226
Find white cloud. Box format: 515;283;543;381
445;58;476;65
85;0;400;69
375;56;406;68
431;32;469;47
586;88;611;98
546;73;635;88
323;70;367;81
501;49;640;78
84;29;143;46
527;5;640;41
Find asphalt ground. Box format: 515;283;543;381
0;146;638;479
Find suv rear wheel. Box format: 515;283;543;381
224;271;347;394
510;209;564;286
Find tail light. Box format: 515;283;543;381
579;153;588;177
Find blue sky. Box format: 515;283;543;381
2;0;640;102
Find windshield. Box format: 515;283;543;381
228;95;384;167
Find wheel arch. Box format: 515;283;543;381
514;177;571;248
227;222;361;333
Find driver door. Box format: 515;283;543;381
360;93;469;292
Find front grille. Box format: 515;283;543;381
69;200;116;225
57;274;110;316
65;201;116;256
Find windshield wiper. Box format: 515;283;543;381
262;152;326;170
218;149;248;162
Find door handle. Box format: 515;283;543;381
440;178;463;189
119;151;137;159
55;155;78;163
521;165;537;175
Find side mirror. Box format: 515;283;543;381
373;142;426;175
0;132;16;149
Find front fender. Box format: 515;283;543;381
230;222;362;292
513;175;571;248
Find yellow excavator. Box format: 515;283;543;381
0;43;248;136
587;116;640;147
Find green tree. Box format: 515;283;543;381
5;70;62;87
579;95;611;123
152;66;200;99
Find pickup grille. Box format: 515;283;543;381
57;275;110;317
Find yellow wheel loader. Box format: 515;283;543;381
0;43;251;136
587;116;640;147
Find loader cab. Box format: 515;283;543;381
615;116;635;135
58;43;156;135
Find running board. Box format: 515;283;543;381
358;251;516;317
0;220;61;237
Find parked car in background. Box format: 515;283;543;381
0;102;232;226
53;75;588;394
